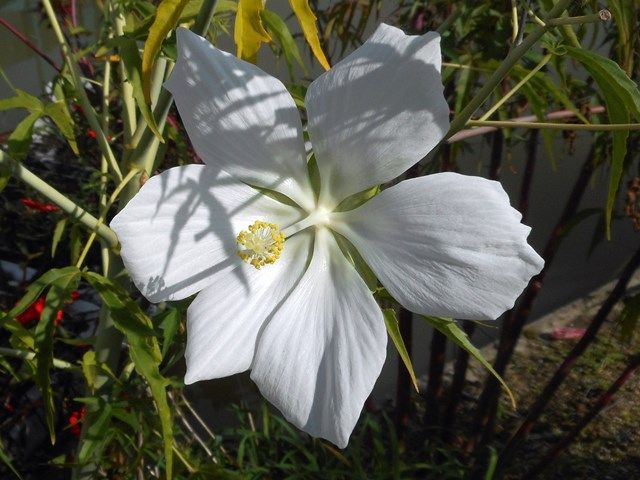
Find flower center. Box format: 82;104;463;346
236;220;285;269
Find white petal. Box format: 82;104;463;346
110;165;302;302
184;231;313;383
164;28;314;210
306;23;450;207
332;173;544;320
250;228;387;448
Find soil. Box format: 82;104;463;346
459;273;640;479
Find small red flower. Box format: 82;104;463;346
4;398;14;413
86;129;97;139
68;406;86;436
20;197;60;213
15;291;79;326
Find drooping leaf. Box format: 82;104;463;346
43;101;79;154
289;0;330;71
421;316;515;407
118;36;163;140
34;267;81;444
8;112;40;161
565;46;640;238
261;9;307;77
83;271;173;479
142;0;190;104
383;309;418;392
234;0;271;63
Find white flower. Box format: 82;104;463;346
111;25;544;448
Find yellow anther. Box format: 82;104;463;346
236;220;285;269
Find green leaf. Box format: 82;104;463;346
619;293;640;343
43;101;79;155
0;438;22;480
383;309;418;392
77;402;113;464
34;267;81;444
81;350;98;393
289;0;330;70
235;0;272;63
142;0;190;104
0;154;16;194
51;218;67;257
8;112;40;161
0;89;43;112
421;316;515;408
261;9;307;77
118;36;163;140
564;46;640;238
83;271;173;479
157;307;181;359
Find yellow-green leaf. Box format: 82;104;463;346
383;309;419;392
234;0;271;63
289;0;330;71
44;101;79;155
142;0;190;104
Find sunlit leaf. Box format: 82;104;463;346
565;46;640;238
234;0;271;63
289;0;330;71
0;89;43;112
118;36;163;140
51;218;67;257
44;101;79;154
261;9;307;77
383;309;418;392
142;0;190;104
8;112;40;161
84;271;173;479
421;316;515;408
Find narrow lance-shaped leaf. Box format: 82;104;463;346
421;316;516;407
142;0;190;104
83;271;173;479
289;0;330;71
34;267;81;444
565;46;640;238
383;309;419;392
261;9;308;77
235;0;271;63
118;36;163;140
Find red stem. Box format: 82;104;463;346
0;17;61;72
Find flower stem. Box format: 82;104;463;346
478;53;553;122
467;119;640;131
446;0;582;137
0;150;119;248
41;0;122;182
76;168;141;269
0;347;76;370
